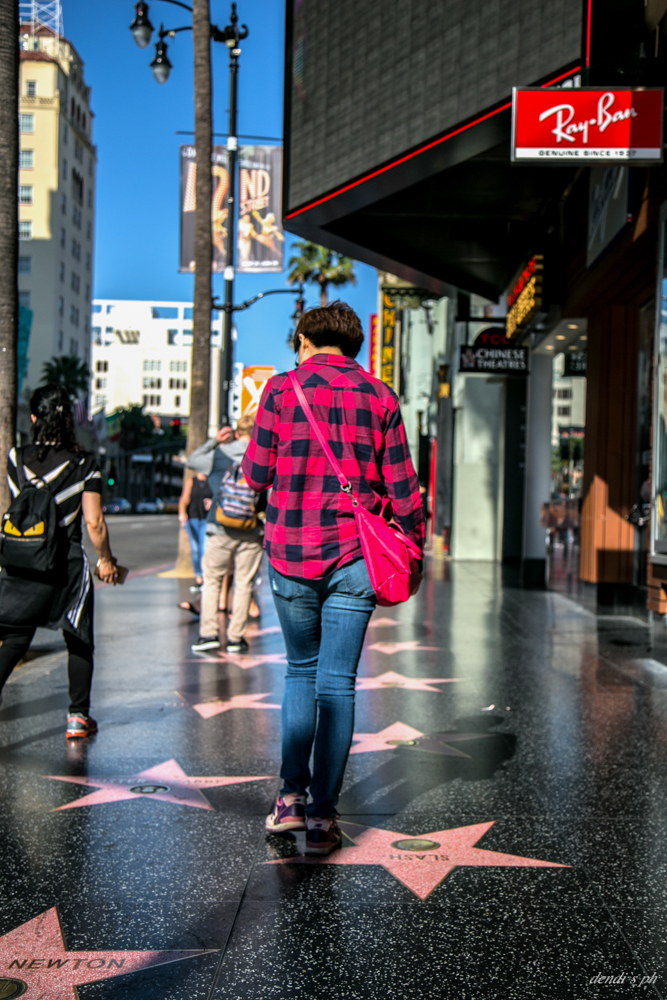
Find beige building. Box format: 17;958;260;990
18;22;96;394
90;299;223;430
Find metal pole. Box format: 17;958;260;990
220;44;240;424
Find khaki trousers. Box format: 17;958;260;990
201;532;263;642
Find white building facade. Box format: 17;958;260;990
90;299;223;426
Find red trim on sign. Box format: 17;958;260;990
586;0;592;67
285;66;581;221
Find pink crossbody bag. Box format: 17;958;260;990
288;371;422;607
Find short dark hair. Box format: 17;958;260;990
295;301;364;358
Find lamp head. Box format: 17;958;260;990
130;1;154;48
150;36;172;83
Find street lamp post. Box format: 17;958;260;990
219;6;247;424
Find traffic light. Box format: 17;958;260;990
107;477;115;487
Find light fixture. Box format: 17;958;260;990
567;323;578;329
151;36;172;83
568;345;577;351
130;1;154;48
556;335;566;340
221;2;248;48
580;334;588;341
545;345;554;350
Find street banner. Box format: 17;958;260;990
460;330;529;375
180;145;284;274
512;88;663;164
237;146;284;273
240;366;276;417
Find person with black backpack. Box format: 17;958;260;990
0;384;118;737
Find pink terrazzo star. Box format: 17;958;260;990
245;625;283;637
367;617;401;628
350;722;474;757
270;822;568;900
45;759;272;811
367;640;442;654
0;907;213;998
186;653;286;669
183;692;281;719
355;671;464;692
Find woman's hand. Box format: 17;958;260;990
203;497;212;511
179;513;188;526
97;556;118;585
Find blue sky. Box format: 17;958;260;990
61;0;376;372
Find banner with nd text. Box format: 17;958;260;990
179;145;284;274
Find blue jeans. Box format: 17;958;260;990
186;518;208;579
269;558;376;818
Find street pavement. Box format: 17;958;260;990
84;514;180;574
1;561;667;997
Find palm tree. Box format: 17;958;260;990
41;355;90;399
288;241;356;307
0;0;19;517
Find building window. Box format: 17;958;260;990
62;159;67;180
61;194;67;214
86;220;91;240
18;291;30;309
72;168;83;205
169;360;188;372
555;388;573;400
105;326;114;335
63;124;68;145
96;360;108;373
87;189;93;209
70;338;79;356
92;326;102;344
85;284;90;301
95;394;107;407
71;239;81;261
19;149;34;169
59;262;65;282
26;80;37;96
167;329;179;345
169;378;187;390
142;377;162;389
58;331;64;352
18;185;33;204
85;252;91;271
71;272;80;294
58;296;64;317
142;360;162;372
70;304;80;327
17;256;31;275
72;206;81;229
557;406;571;417
88;157;93;177
74;138;83;163
95;377;107;389
19;114;34;133
18;220;32;240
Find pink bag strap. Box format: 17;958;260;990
288;371;357;505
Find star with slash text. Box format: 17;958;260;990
44;759;272;811
0;907;214;999
269;822;568;899
355;671;464;692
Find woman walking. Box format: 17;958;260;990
178;471;212;587
0;385;118;737
243;302;425;855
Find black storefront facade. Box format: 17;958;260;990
283;0;667;608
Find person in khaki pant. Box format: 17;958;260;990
191;416;264;654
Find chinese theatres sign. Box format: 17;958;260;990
512;88;663;163
460;330;529;375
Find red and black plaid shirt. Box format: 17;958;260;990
242;354;425;579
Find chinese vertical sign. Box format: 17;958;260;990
381;292;398;391
368;314;379;377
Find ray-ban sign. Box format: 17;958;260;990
512;88;664;163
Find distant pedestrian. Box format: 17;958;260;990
0;385;118;737
188;416;265;653
243;302;425;855
178;472;213;587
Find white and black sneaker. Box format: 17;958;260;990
191;636;221;653
226;637;249;653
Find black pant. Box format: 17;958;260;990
0;628;94;714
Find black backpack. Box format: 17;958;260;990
0;449;60;572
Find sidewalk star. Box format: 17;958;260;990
356;671;464;692
367;617;401;628
0;907;214;998
45;759;272;811
186;653;286;670
179;692;281;719
367;641;442;654
350;723;482;756
269;822;569;900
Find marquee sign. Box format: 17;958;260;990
512;88;664;163
459;330;529;375
506;255;543;337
